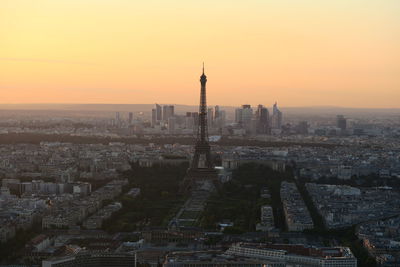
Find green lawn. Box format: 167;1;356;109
200;163;294;231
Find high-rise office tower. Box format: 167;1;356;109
337;115;347;131
214;105;225;130
207;107;214;128
272;102;283;129
218;110;226;127
163;105;175;121
185;112;199;131
162;105;168;121
115;112;121;127
235;108;243;124
181;65;218;193
256;104;270;134
151;109;157;126
214;105;220;120
168;105;175;119
242;105;253;123
128;112;133;125
155;104;162;121
185;112;195;130
235;105;253;124
168;117;176;134
235;105;253;132
297;121;309;134
241;105;253;132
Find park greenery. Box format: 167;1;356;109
200;163;294;231
0;222;42;263
102;162;187;232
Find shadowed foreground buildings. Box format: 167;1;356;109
281;182;314;231
223;243;357;267
357;216;400;266
164;243;357;267
41;242;357;267
42;253;136;267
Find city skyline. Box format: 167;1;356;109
2;1;400;266
1;0;400;108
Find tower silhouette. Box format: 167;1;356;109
181;64;218;193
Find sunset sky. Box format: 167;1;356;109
1;0;399;108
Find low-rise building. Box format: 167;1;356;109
225;242;357;267
280;182;314;231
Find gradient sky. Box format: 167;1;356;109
1;0;399;108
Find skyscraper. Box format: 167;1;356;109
337;115;347;132
272;102;283;129
128;112;133;125
256;104;270;134
235;105;253;125
218;110;226;128
169;105;175;117
151;109;157;126
155;104;162;121
186;112;199;133
235;108;243;124
168;117;176;134
207;107;214;128
297;121;309;134
163;105;174;122
115;112;121;127
241;105;254;132
162;105;168;121
213;105;225;130
214;105;220;119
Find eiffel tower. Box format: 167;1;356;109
181;64;218;193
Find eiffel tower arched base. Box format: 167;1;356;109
180;168;219;195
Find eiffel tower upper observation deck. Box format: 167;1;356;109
181;64;219;193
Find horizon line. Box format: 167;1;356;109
0;103;399;110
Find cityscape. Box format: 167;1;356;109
1;1;400;267
0;66;399;266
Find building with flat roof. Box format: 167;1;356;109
42;253;136;267
225;242;357;267
164;250;284;267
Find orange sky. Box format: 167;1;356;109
1;0;399;108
